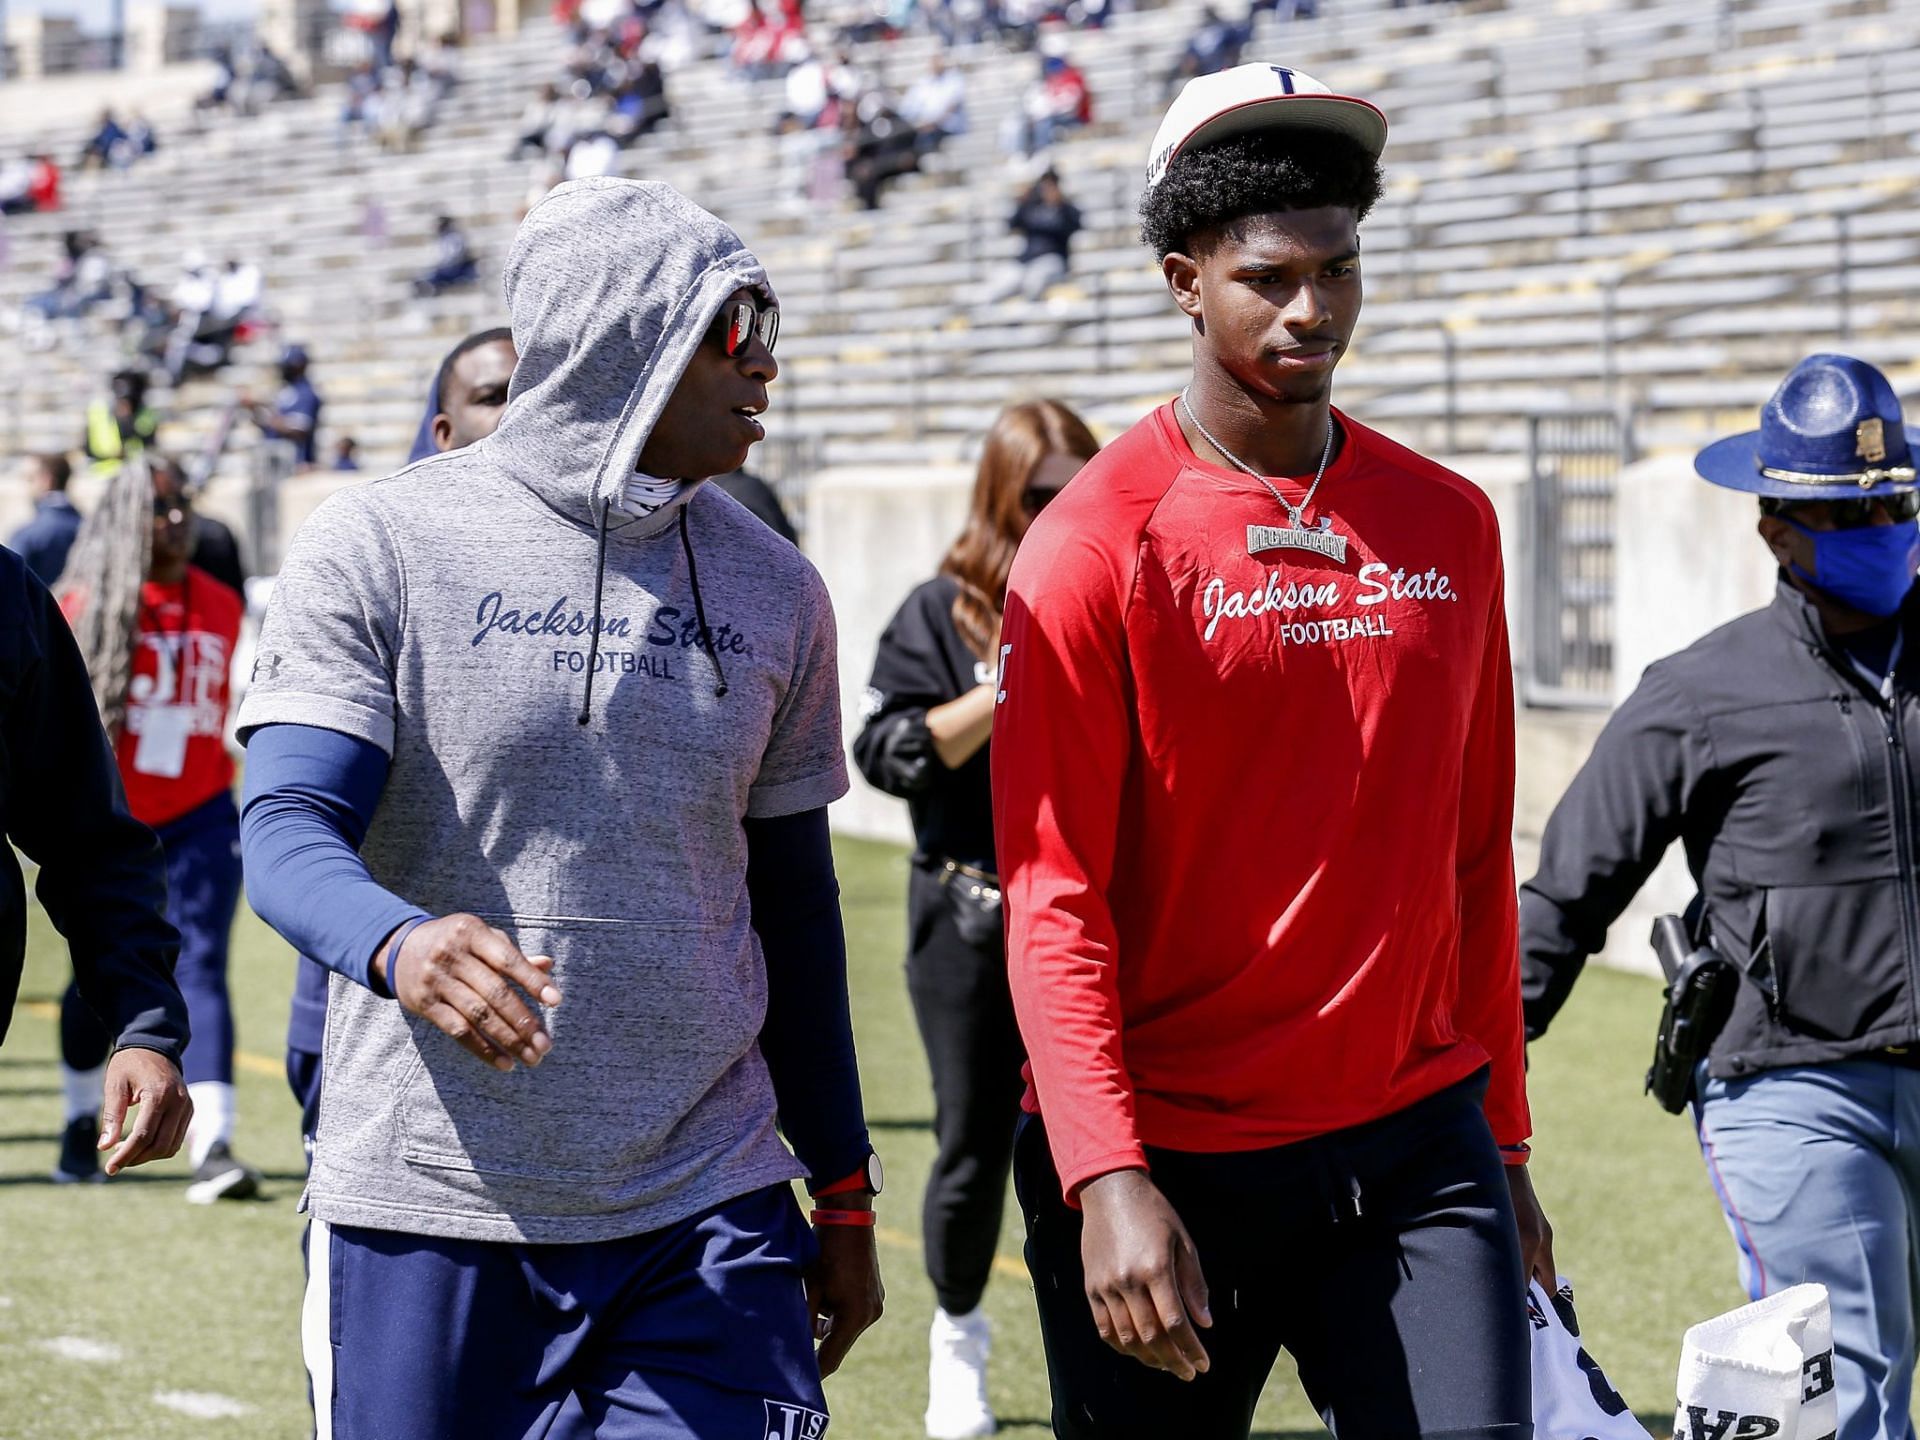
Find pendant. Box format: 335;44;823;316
1248;518;1348;564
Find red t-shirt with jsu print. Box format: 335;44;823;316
61;567;241;828
991;402;1529;1201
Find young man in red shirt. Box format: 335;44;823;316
55;456;257;1202
992;65;1553;1439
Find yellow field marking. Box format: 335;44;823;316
877;1223;1028;1283
19;999;1029;1276
20;999;283;1079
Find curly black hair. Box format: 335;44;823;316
1139;129;1384;259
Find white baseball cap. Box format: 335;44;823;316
1146;63;1387;189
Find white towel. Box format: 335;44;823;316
1530;1278;1654;1440
1673;1284;1836;1440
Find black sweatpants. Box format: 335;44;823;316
906;863;1027;1316
1014;1070;1533;1440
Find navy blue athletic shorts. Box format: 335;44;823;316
1015;1068;1533;1440
304;1184;829;1439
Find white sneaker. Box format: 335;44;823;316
926;1307;995;1439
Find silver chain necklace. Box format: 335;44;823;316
1180;389;1334;528
1179;389;1349;563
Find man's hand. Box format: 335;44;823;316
97;1047;191;1176
1506;1163;1557;1291
1077;1168;1211;1380
804;1203;884;1378
374;914;563;1072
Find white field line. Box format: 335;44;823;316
37;1336;122;1363
153;1391;253;1419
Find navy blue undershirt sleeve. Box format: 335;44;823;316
746;807;872;1193
239;723;426;996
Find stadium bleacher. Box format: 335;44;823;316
4;0;1920;492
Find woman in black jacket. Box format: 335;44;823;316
853;399;1098;1440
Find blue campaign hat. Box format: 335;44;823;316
1694;353;1920;499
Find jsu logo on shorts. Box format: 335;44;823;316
763;1399;828;1439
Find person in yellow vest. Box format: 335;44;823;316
83;369;160;476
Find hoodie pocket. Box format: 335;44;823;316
396;913;770;1191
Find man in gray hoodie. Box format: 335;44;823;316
236;179;882;1438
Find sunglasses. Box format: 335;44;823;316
716;298;779;358
152;498;192;525
1780;492;1920;528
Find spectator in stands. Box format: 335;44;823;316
608;63;670;144
162;256;250;382
781;42;833;128
24;230;112;338
374;57;438;152
199;46;237;110
983;168;1081;302
79;110;129;171
414;215;480;296
339;63;381;145
422;32;460;100
85;368;161;476
0;159;33;214
124;113;159;161
843;96;922;211
244;345;323;469
1007;46;1092;156
1165;5;1250;94
854;400;1099;1440
513;82;564;157
900;52;970;156
332;437;363;472
9;453;80;585
53;454;259;1201
28;154;61;212
370;0;401;71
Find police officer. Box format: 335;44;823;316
1522;353;1920;1440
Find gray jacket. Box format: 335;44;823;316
237;179;849;1241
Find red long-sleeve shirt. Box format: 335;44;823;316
991;403;1529;1201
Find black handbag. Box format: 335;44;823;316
935;858;1004;949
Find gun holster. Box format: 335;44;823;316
1646;913;1739;1114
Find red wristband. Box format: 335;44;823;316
809;1208;877;1227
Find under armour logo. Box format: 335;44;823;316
1270;66;1297;93
251;653;284;681
763;1400;828;1439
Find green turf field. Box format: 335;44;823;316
0;834;1738;1438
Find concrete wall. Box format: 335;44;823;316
1553;452;1781;977
7;15;84;77
127;3;201;72
805;464;973;847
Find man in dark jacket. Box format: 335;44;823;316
984;170;1081;304
0;544;192;1174
1522;352;1920;1440
8;453;80;584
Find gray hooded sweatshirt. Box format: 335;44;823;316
236;179;849;1243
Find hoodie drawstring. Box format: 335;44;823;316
577;496;613;726
678;506;729;699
